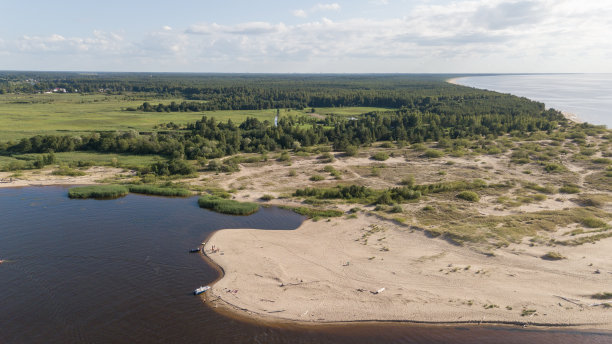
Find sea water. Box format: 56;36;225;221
453;74;612;128
1;186;611;343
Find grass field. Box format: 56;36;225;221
0;151;163;170
0;93;277;141
297;107;392;117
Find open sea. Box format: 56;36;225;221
1;186;612;343
452;74;612;128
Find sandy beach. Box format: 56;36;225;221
204;213;612;329
0;166;133;188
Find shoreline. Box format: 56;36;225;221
1;181;610;332
202;213;612;330
446;77;584;124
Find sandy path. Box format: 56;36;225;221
0;167;133;188
204;214;612;328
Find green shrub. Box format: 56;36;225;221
559;185;580;194
592;158;612;165
277;151;291;162
580;217;608;228
525;183;555;194
281;206;343;218
389;204;403;213
318;152;334;163
68;185;129;199
371;152;389;161
456;191;480;202
592;292;612;300
544;163;565;173
344;145;358;156
310;174;325;181
423;149;444;158
52;167;86;177
198;195;259;215
128;185;191;197
541;251;566;260
260;194;274;201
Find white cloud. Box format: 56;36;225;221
15;31;125;54
162;25;173;31
313;3;341;11
292;9;307;18
293;3;341;17
3;0;612;72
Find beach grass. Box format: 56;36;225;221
51;167;86;176
68;185;129;199
198;195;259;215
128;184;191;197
280;206;343;218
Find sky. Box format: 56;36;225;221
0;0;611;73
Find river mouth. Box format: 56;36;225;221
1;186;610;343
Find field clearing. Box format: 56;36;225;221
296;106;392;117
0;93;277;141
0;151;163;170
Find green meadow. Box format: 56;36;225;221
0;93;277;141
0;151;163;170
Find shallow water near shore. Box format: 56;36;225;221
452;74;612;128
1;186;610;343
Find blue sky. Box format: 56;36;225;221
0;0;610;73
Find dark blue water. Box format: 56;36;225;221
453;74;612;128
1;186;611;343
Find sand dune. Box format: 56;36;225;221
205;214;612;329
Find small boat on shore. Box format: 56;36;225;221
189;248;201;253
194;286;210;295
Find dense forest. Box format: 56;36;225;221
0;72;568;175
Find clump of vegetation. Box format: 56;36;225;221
524;183;555;194
288;169;297;177
198;195;259;215
423;149;444;158
559;184;580;194
592;158;612;165
281;206;343;218
521;309;537;317
580;217;608;228
371;152;389;161
51;167;86;177
343;145;359;157
456;191;480;202
260;194;274;201
150;159;196;176
323;165;342;179
592;292;612;300
318;152;335;163
128;185;191;197
541;251;566;260
277;151;291;162
68;185;129;199
544;162;565;173
310;174;325;181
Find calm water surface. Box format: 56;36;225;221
1;186;611;343
453;74;612;128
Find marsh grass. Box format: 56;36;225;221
51;167;86;176
198;195;259;215
128;184;191;197
280;206;343;218
419;204;611;246
68;185;129;199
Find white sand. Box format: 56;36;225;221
205;214;612;328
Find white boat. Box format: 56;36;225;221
194;286;210;295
